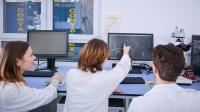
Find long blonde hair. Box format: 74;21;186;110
0;41;29;83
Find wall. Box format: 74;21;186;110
100;0;200;64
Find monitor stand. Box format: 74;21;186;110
47;58;57;72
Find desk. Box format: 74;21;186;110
24;66;200;112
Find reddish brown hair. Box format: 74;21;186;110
78;38;110;73
0;41;29;83
153;44;185;81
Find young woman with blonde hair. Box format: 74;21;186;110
0;41;62;112
64;38;131;112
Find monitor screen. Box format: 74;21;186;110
108;33;153;61
191;35;200;75
27;30;68;71
27;30;67;58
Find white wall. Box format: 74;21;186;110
100;0;200;64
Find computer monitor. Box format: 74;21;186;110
27;30;68;71
108;33;153;61
191;35;200;75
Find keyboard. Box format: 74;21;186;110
121;77;145;84
23;71;54;77
128;69;142;74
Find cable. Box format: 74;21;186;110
34;58;47;71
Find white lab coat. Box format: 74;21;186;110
0;79;59;112
127;83;200;112
63;55;131;112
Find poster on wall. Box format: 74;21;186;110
104;15;121;35
5;2;28;33
5;2;41;33
66;43;85;61
53;2;81;34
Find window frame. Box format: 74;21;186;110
0;0;100;46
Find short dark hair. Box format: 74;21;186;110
153;43;185;81
0;41;29;83
78;38;110;73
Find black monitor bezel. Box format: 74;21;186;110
191;35;200;75
27;30;68;58
108;33;154;61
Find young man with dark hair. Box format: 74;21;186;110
127;44;200;112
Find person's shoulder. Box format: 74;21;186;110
133;95;147;101
128;95;160;112
68;68;79;73
8;82;26;90
4;82;25;88
183;88;200;95
67;68;80;77
1;82;26;95
131;95;155;106
128;96;148;111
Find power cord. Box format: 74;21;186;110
34;58;47;71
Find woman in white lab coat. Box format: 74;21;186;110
0;41;62;112
63;38;131;112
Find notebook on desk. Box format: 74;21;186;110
176;76;193;85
